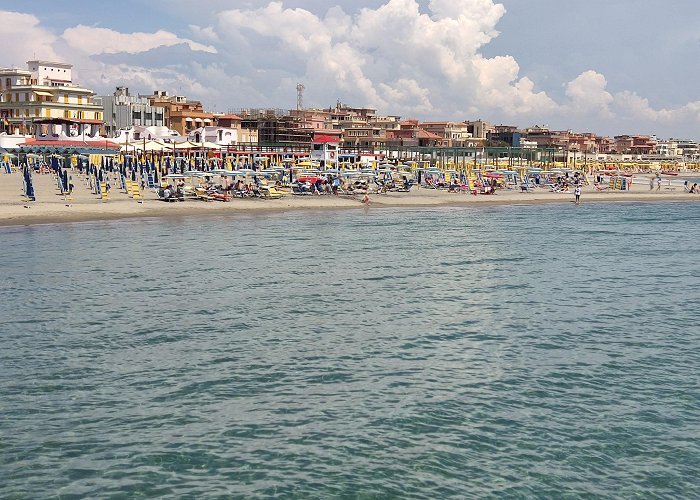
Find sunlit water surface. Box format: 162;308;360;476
1;202;699;497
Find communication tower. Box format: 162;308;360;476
296;83;305;111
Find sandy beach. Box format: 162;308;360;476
1;170;699;227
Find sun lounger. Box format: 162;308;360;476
259;185;284;199
194;187;214;201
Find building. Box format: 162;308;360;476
341;125;386;150
0;60;103;136
613;135;656;155
235;108;311;145
310;135;339;168
675;139;699;159
418;121;478;147
148;90;215;135
19;117;119;155
96;87;165;137
386;120;420;148
488;125;521;147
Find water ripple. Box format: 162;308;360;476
1;203;699;497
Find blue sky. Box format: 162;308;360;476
3;0;700;139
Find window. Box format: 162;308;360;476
35;109;39;117
25;92;29;102
63;95;68;104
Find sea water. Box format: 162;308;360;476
1;201;699;498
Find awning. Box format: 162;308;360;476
194;118;203;122
34;91;53;97
185;117;193;122
204;118;212;123
173;141;197;149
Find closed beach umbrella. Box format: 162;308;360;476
24;166;35;200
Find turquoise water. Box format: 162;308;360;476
1;202;699;498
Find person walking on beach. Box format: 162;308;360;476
574;185;581;204
650;177;654;191
656;177;662;192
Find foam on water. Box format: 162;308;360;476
1;202;699;497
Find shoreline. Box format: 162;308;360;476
2;183;699;228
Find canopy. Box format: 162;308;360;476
297;176;321;183
173;141;197;150
136;140;166;152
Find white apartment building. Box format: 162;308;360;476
0;60;103;135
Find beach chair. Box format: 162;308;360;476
130;182;143;201
194;187;214;201
259;185;284;199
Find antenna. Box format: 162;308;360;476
296;83;305;111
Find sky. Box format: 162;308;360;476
3;0;700;139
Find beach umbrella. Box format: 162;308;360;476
24;166;35;201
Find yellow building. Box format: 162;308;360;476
0;60;103;136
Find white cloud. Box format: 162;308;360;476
378;78;433;114
565;70;613;116
188;25;220;44
215;0;557;120
0;11;61;65
8;2;700;138
62;26;217;55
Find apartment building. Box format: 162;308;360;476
96;86;165;137
0;60;102;135
148;90;215;135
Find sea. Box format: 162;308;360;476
1;201;699;498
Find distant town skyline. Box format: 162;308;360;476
3;0;700;139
